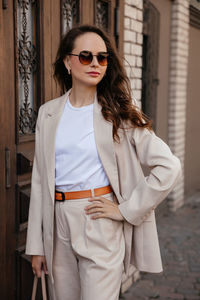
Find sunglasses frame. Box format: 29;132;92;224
67;50;109;66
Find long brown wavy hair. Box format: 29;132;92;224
53;24;152;142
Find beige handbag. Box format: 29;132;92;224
31;270;47;300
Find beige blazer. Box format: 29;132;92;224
26;89;182;283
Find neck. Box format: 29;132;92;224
69;85;97;108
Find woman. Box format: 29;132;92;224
26;25;181;300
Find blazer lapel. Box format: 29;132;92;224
93;94;123;203
43;90;71;201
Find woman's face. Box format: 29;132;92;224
63;32;108;88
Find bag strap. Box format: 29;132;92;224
31;270;47;300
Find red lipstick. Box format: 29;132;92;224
87;72;100;76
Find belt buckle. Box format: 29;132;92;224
57;191;65;202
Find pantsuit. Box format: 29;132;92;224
48;192;125;300
26;88;182;289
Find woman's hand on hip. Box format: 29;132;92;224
84;196;124;221
32;255;48;278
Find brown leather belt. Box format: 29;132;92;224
55;185;113;201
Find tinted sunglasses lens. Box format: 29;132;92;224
97;54;108;66
79;52;93;65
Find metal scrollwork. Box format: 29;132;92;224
96;0;109;31
18;0;35;9
62;0;79;34
18;0;37;135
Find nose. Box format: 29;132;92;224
90;55;99;66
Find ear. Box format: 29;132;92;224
63;56;71;74
63;55;71;69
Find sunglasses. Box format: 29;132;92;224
67;50;109;66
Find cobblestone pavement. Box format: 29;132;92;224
120;192;200;300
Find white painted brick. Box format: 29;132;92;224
132;67;142;78
124;17;131;29
171;26;189;37
172;5;189;15
169;90;186;98
168;116;185;126
168;132;186;142
125;0;134;6
136;56;142;67
169;96;186;105
133;0;143;10
136;79;142;89
124;42;131;54
136;33;143;45
125;4;137;19
133;89;142;101
136;9;143;21
170;69;187;77
130;80;136;90
169;114;186;123
170;55;188;64
131;44;142;56
171;40;189;51
172;10;189;23
167;0;190;214
129;68;134;78
171;48;189;58
171;18;189;30
182;0;190;9
124;54;136;67
131;19;143;33
125;66;131;78
168;124;185;135
124;30;136;42
170;61;187;70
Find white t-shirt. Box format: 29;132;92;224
55;95;110;191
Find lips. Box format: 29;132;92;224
87;72;100;75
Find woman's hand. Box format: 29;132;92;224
84;196;124;221
32;255;48;278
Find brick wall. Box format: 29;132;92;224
168;0;190;211
124;0;143;106
121;0;190;293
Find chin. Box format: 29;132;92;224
83;79;102;87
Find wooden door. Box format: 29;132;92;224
0;1;124;299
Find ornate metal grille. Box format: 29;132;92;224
61;0;80;34
95;0;109;32
17;0;38;135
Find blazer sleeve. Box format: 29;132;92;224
118;127;182;226
25;105;45;255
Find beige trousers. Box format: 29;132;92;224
48;191;125;300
